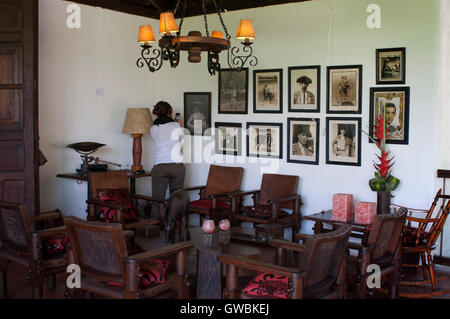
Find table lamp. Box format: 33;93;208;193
122;108;153;174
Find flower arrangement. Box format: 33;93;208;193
368;101;400;192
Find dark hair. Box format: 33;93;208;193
153;101;173;117
385;102;396;110
297;76;312;84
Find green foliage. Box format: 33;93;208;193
369;171;400;192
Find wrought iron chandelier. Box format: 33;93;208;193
136;0;258;76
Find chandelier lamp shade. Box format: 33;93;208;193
136;0;258;75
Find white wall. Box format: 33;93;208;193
39;0;443;240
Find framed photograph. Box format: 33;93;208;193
288;65;320;112
215;122;242;156
326;117;361;166
287;118;320;165
369;87;410;145
184;92;211;136
253;69;283;113
218;68;248;114
376;47;406;85
326;65;362;114
247;122;283;159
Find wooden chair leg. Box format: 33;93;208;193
421;252;428;280
0;260;7;299
46;274;56;291
31;285;43;299
427;253;437;291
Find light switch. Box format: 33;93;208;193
96;88;104;96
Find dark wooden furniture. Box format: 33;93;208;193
135;226;278;298
56;170;152;200
229;174;302;241
0;0;39;215
0;202;67;299
187;164;244;222
392;190;450;293
86;170;163;231
218;225;351;299
345;209;407;299
303;209;371;242
64;216;193;299
434;169;450;266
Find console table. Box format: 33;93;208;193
56;170;152;200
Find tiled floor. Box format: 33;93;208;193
3;261;450;299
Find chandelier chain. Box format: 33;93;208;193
202;0;210;37
212;0;231;41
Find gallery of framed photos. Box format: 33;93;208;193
186;47;409;167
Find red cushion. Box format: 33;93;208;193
242;205;290;219
403;225;430;247
42;234;69;258
190;199;230;210
96;188;139;223
243;272;289;299
107;259;170;288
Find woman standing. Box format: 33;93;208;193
150;101;185;219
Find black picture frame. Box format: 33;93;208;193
369;87;410;145
288;65;321;113
376;47;406;85
184;92;211;136
214;122;242;156
326;117;361;166
246;122;283;159
218;68;248;114
253;69;283;113
287;118;320;165
326;65;362;114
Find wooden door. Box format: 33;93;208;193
0;0;39;215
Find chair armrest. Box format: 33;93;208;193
208;190;242;199
229;190;261;198
218;254;303;278
390;204;428;213
34;226;66;238
268;239;305;253
131;194;165;203
86;199;125;210
30;211;63;222
405;216;440;224
128;241;193;263
269;194;301;204
185;185;206;192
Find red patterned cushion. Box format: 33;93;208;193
190;199;230;210
96;188;139;223
42;234;69;258
107;259;170;288
403;225;430;247
243;273;289;299
242;205;290;219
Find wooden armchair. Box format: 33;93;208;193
0;202;67;299
64;216;193;299
229;174;302;241
187;164;244;222
345;209;407;299
218;225;351;299
87;170;164;231
392;189;450;293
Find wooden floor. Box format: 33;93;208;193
3;261;450;299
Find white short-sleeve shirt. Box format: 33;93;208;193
151;122;184;165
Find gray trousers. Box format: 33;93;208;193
151;163;186;217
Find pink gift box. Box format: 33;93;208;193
355;202;377;225
332;194;354;222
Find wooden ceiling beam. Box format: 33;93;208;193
64;0;160;19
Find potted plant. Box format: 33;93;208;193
368;101;400;214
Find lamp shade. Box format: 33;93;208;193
236;19;255;40
122;108;153;135
211;30;223;39
159;12;179;35
138;25;156;44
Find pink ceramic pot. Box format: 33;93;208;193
218;219;230;231
202;220;215;234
